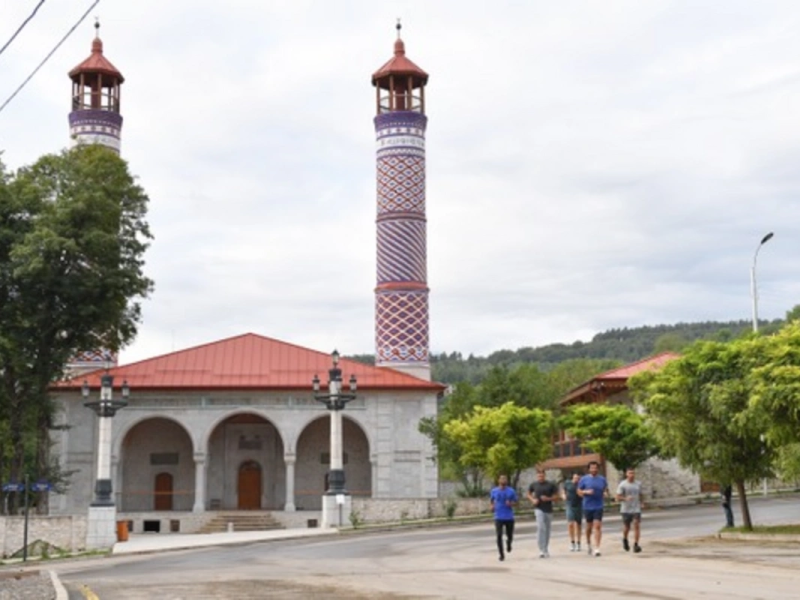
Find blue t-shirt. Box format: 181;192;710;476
490;486;518;520
578;474;608;511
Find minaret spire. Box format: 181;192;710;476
371;25;431;380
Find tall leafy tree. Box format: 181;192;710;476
630;339;776;530
559;404;659;472
443;402;554;489
0;146;153;511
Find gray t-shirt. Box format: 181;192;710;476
616;480;642;514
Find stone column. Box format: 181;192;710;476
284;455;296;512
193;452;207;513
111;456;120;509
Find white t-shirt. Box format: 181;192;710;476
616;480;642;513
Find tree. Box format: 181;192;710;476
630;338;776;530
0;146;153;512
653;332;689;353
443;402;554;489
559;404;659;472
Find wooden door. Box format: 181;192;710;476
238;461;262;510
154;473;173;511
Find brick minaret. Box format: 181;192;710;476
65;22;124;376
68;21;124;154
372;24;430;380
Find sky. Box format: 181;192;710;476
2;0;799;364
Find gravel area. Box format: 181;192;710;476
0;570;56;600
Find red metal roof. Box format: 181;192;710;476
69;37;124;83
54;333;444;393
372;37;428;86
561;352;680;405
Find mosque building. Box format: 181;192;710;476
51;24;444;533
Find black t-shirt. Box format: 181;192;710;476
528;481;558;513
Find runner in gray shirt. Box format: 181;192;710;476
615;467;643;553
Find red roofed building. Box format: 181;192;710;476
541;353;701;499
50;334;445;530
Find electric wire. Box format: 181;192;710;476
0;0;47;59
0;0;101;115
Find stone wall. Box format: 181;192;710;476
0;515;87;558
351;497;490;524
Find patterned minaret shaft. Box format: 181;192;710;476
372;25;431;380
68;21;124;154
65;23;125;375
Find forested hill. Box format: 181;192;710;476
349;319;783;384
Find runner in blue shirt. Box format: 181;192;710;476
489;474;517;561
578;460;609;557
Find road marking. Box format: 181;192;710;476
81;584;100;600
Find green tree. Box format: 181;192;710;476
0;146;153;512
653;332;689;353
630;339;776;530
558;404;659;473
443;402;554;489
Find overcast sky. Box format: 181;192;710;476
2;1;799;364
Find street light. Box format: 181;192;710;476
83;373;129;506
750;232;774;333
312;350;357;526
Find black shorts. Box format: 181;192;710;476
584;508;604;523
622;512;641;526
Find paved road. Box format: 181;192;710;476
55;495;799;599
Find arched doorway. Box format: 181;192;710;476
120;418;194;512
295;416;371;510
206;413;285;510
238;461;262;509
154;473;173;511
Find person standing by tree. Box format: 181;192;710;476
578;460;609;556
490;474;517;561
615;467;643;553
721;484;734;528
561;472;583;552
527;469;559;557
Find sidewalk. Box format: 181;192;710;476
113;526;337;555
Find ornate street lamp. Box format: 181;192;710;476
83;373;129;506
312;350;357;527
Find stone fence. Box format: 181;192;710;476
351;497;491;524
0;515;87;558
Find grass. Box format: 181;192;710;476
723;524;800;535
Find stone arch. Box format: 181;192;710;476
291;411;373;457
120;417;195;512
201;409;286;456
114;413;195;461
205;412;285;510
295;415;371;510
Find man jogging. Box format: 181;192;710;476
615;467;643;553
526;469;559;558
561;472;583;552
490;474;517;561
578;460;608;556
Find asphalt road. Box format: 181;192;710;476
54;495;799;599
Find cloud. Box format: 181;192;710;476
1;0;799;364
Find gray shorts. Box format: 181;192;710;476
566;506;583;523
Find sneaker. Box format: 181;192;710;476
633;544;642;553
570;542;576;552
539;552;546;558
499;554;505;561
594;548;602;557
587;545;593;556
576;543;581;552
623;538;630;552
507;541;512;553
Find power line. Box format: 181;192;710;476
0;0;47;59
0;0;101;116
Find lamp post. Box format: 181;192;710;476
750;232;773;497
83;374;129;506
750;232;774;333
312;350;357;526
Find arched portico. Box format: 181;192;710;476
205;412;285;510
295;415;371;510
120;417;195;512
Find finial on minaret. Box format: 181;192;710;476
94;17;100;37
396;18;402;38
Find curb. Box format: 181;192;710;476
718;532;800;542
49;570;69;600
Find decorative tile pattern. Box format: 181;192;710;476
375;290;429;363
69;109;122;154
375;111;430;367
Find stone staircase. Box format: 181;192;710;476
196;511;285;534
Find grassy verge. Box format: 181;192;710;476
722;524;800;535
